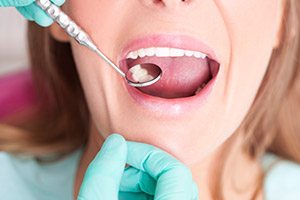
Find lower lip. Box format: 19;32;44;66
122;75;218;118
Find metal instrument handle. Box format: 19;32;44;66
35;0;125;77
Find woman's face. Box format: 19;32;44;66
60;0;283;165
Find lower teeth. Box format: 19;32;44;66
130;65;154;82
195;83;207;95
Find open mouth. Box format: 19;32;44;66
120;47;220;99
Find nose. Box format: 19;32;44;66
142;0;191;9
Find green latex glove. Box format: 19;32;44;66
0;0;65;27
77;134;199;200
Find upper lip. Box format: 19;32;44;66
117;33;219;63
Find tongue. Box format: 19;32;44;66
126;56;211;98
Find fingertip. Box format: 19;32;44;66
24;4;53;27
126;141;161;172
192;181;199;200
107;133;126;143
33;11;53;27
35;18;53;27
91;133;127;167
51;0;65;6
102;133;126;152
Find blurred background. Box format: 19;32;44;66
0;8;28;77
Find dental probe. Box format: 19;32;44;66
35;0;162;87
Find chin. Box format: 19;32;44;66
109;125;216;166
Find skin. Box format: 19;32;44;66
50;0;284;199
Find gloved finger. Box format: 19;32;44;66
127;141;197;200
16;6;34;21
192;181;199;200
120;166;156;195
119;191;153;200
51;0;65;6
22;3;53;27
0;0;34;7
77;134;127;200
27;0;66;26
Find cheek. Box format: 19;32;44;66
64;0;128;124
65;0;131;43
219;0;280;124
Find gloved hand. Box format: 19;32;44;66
0;0;65;27
77;134;199;200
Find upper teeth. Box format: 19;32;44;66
129;65;154;82
126;47;207;59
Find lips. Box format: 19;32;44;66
117;34;220;114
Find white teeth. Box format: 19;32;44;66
155;47;169;57
129;65;154;82
194;51;204;59
169;48;185;57
195;83;207;95
146;47;156;56
184;50;194;57
127;51;138;59
126;47;207;59
138;49;146;58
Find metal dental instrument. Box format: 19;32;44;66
35;0;162;87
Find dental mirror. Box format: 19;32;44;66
35;0;162;88
125;63;162;87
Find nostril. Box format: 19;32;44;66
152;0;191;7
153;0;165;6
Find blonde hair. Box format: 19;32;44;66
1;0;300;199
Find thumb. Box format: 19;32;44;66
77;134;127;200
